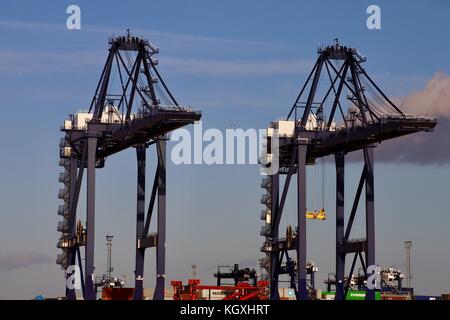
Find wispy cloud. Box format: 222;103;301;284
0;19;297;76
0;19;285;51
162;57;313;76
0;49;311;77
0;49;103;75
0;252;52;272
0;19;65;32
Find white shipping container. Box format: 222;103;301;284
199;289;227;300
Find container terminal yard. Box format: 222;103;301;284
54;34;446;301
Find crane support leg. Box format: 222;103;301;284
154;138;167;300
297;138;308;300
134;144;146;300
335;152;345;300
269;173;280;300
66;156;78;300
364;146;375;300
270;252;280;299
85;137;97;300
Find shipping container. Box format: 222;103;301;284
198;288;228;300
321;291;381;300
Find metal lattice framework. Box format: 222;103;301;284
57;34;201;300
261;40;437;300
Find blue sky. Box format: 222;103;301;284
0;0;450;299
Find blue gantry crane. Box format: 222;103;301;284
57;33;201;300
259;40;437;300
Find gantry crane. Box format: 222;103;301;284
57;33;201;300
260;40;437;300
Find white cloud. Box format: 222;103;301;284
396;71;450;118
375;71;450;164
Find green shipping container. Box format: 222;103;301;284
321;291;381;300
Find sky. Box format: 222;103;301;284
0;0;450;299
